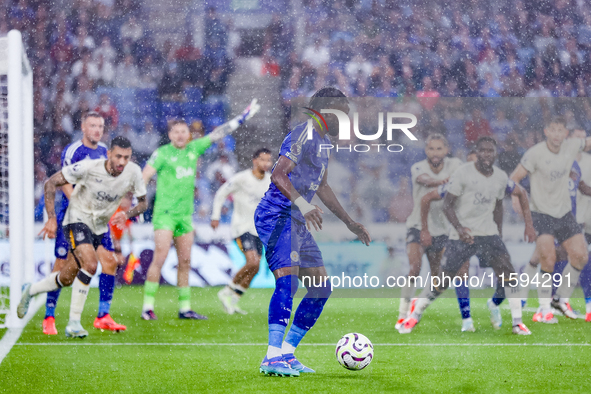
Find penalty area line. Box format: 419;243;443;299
15;342;591;347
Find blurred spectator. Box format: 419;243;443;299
114;54;140;88
204;6;227;50
94;36;117;65
206;153;236;191
95;94;119;131
302;37;330;71
134;121;161;163
120;15;143;43
498;134;522;175
464;108;492;146
117;123;140;148
71;48;100;81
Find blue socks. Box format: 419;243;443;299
98;273;115;318
284;278;332;352
267;275;298;356
455;281;471;319
45;289;61;318
492;281;505;306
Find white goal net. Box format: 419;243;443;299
0;30;34;328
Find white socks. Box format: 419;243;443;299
266;346;282;359
521;263;537;302
508;287;523;326
555;264;582;301
281;341;296;355
399;279;416;318
69;269;92;322
30;272;60;296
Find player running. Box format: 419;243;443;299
18;137;147;338
397;134;462;330
418;150;476;332
41;112;127;335
255;87;371;377
141;100;260;320
212;148;272;314
399;137;536;335
511;117;591;320
521;127;591;322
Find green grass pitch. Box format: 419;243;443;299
1;286;590;393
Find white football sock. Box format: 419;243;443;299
521;263;538;302
399;279;416;318
556;264;582;301
69;270;91;322
266;346;282;359
586;301;591;314
537;270;552;311
281;341;296;355
29;272;60;296
508;287;523;326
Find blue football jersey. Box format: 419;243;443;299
569;161;581;217
56;140;108;222
260;122;331;222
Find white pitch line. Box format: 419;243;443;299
14;342;591;347
0;295;44;365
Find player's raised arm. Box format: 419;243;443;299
40;170;71;239
208;99;261;143
316;168;371;246
419;189;443;247
211;177;240;229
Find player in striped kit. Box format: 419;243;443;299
212;148;272;314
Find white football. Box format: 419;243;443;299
335;333;374;371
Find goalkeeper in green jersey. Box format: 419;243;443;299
141;99;261;320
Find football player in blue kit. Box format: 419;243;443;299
255;88;371;377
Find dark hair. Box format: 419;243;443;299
167;119;188;132
308;87;348;111
548;116;566;127
82;111;104;122
475;136;497;148
111;136;132;150
253;147;272;159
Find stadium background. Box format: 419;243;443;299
3;0;591;288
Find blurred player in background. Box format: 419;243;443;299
41;112;127;335
141;100;260;320
212;148;272;314
18;137;147;338
398;134;462;329
400;137;536;335
255;87;371;377
520;127;591;322
419;150;476;332
511;117;591;320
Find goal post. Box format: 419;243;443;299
0;30;34;328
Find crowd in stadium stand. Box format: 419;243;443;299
5;0;591;224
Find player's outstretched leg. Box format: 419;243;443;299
281;274;332;373
260;274;299;377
